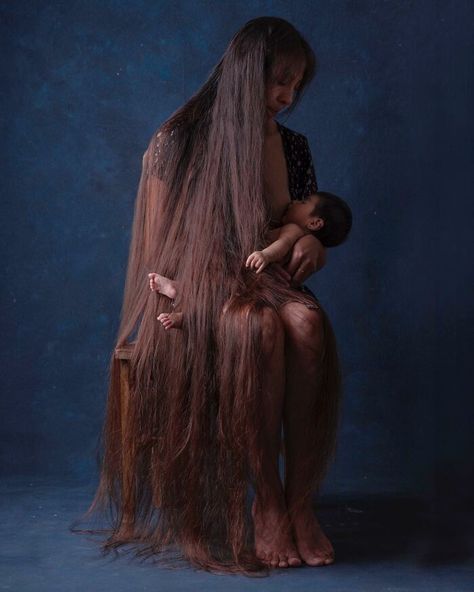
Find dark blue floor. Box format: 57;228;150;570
1;476;472;591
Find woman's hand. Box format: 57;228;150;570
284;234;326;286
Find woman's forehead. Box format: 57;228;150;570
272;56;306;80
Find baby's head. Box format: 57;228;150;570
282;192;352;247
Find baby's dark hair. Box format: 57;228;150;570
310;191;352;247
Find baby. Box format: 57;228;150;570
149;191;352;330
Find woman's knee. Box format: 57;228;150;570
280;302;323;350
220;302;283;356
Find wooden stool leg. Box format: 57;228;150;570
119;358;135;534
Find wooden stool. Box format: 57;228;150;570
114;342;135;532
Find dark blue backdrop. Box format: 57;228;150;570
2;1;472;502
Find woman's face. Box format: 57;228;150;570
265;60;306;120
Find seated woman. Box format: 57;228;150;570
87;16;344;574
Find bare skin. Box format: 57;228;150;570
251;308;302;568
280;302;335;566
148;273;183;329
156;311;183;330
255;67;335;567
148;272;177;300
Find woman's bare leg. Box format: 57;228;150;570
279;302;335;566
251;307;302;568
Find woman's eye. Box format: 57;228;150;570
277;81;301;92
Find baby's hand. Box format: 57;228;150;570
245;250;269;273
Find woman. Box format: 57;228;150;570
86;16;341;574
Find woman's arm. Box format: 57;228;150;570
246;223;306;273
284;234;326;286
283;133;326;285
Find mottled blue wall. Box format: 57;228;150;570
2;1;473;500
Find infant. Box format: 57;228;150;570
149;191;352;330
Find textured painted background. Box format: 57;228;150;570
1;1;473;501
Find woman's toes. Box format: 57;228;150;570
304;555;327;566
270;553;279;568
288;554;302;567
278;554;289;568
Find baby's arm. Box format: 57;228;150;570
246;223;306;274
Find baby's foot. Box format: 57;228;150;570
148;273;177;300
157;312;183;330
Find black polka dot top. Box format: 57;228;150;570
276;121;318;200
151;121;319;201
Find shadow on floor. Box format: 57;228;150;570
318;495;473;567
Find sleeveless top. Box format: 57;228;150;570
276;121;318;200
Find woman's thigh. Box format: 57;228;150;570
220;300;285;356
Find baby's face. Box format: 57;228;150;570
281;194;322;231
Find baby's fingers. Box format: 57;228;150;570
245;253;256;268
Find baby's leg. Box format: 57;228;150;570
148;273;178;300
157;312;183;330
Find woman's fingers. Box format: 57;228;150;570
292;262;309;285
271;263;291;286
272;263;291;280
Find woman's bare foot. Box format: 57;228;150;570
157;312;183;330
288;503;335;566
148;272;177;300
252;497;302;568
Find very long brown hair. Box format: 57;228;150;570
77;17;340;574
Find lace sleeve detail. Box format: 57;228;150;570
150;127;180;179
278;123;319;200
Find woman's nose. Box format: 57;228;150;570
278;89;294;107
